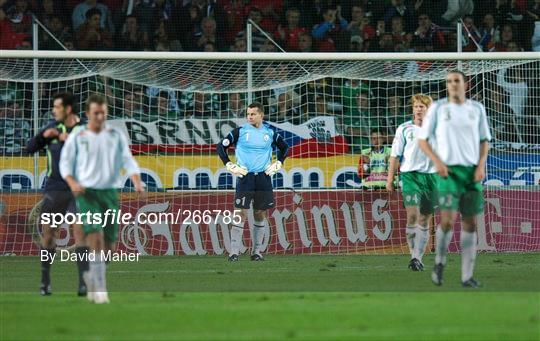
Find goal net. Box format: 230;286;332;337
1;52;539;256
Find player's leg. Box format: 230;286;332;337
414;174;437;270
400;172;422;269
404;205;419;255
72;223;89;296
459;177;484;288
75;188;109;303
413;211;432;269
85;230;108;303
39;192;63;295
250;173;275;261
432;208;457;285
432;168;461;285
229;174;254;261
39;223;59;295
251;209;267;261
229;208;249;261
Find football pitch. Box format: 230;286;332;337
1;253;539;340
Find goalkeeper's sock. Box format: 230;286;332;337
413;225;430;261
405;226;417;257
230;224;244;255
435;226;453;265
75;246;89;286
252;220;265;255
460;230;477;282
40;247;55;287
90;251;107;292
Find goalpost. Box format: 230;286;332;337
0;51;539;256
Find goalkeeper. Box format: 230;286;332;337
216;102;288;262
386;94;436;272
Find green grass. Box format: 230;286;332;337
1;254;539;340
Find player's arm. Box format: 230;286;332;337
216;127;247;177
266;133;288;176
417;103;448;177
387;126;404;191
474;104;492;182
264;133;288;176
26;122;57;154
59;131;85;196
119;131;145;192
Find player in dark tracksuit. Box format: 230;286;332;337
26;93;87;296
217;102;288;261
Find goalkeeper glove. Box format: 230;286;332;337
265;161;282;176
226;162;248;177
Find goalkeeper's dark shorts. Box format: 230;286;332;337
42;189;77;215
234;172;274;210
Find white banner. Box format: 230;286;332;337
106;116;338;145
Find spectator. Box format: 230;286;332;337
0;8;30;49
532;20;540;51
527;0;540;22
150;91;178;120
153;20;182;51
222;92;246;118
479;13;500;51
369;32;396;52
146;85;179;118
341;79;371;113
4;0;32;33
203;42;217;51
391;16;412;51
72;0;114;33
442;0;474;24
485;86;518;142
129;0;174;36
343;90;373;151
275;8;306;51
497;67;528;122
41;16;72;50
248;0;283;33
383;0;415;32
192;17;225;51
506;40;522;51
305;93;330;120
347;3;375;40
499;0;525;25
75;8;113;50
349;34;365;51
297;32;314;52
38;0;60;30
221;0;249;45
180;70;221;119
267;92;304;124
358;128;392;189
385;94;408;131
63;38;75;50
312;6;348;52
119;88;146;121
260;38;277;52
236;7;267;51
412;13;445;51
496;23;515;50
117;15;148;51
231;37;246;52
462;15;483;51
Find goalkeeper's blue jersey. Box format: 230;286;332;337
230;123;275;173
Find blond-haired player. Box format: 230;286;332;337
387;94;436;271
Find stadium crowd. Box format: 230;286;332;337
1;0;540;52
